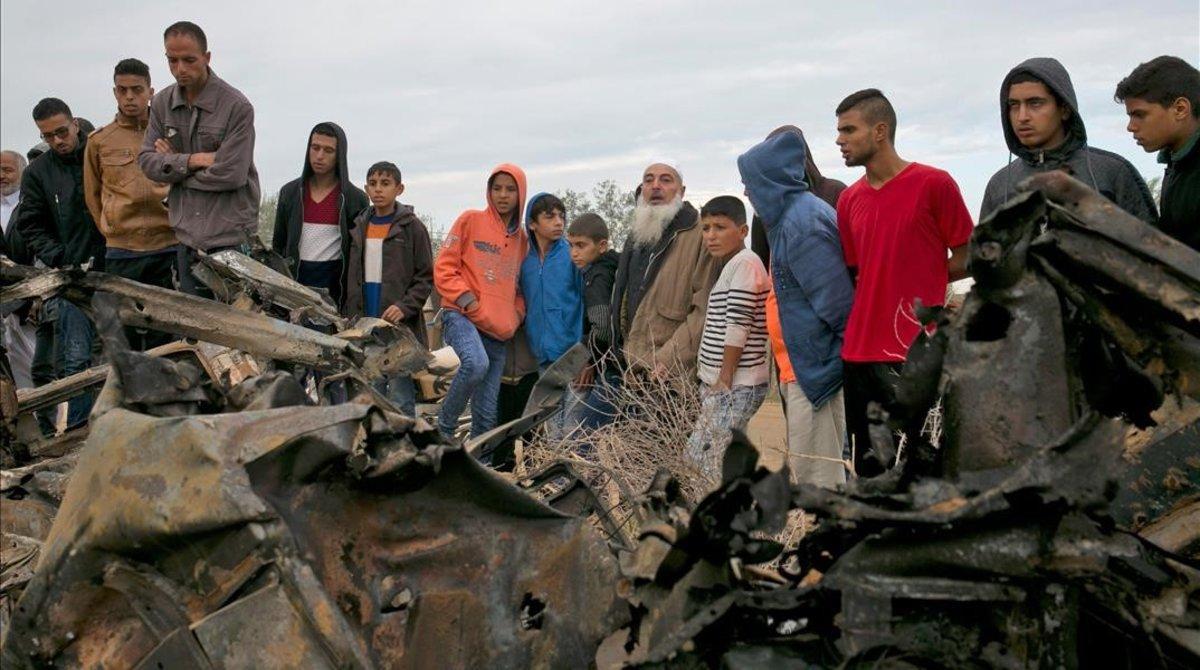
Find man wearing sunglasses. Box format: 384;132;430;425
11;97;105;433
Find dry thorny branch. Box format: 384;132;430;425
516;353;817;550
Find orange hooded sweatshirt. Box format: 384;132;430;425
434;164;529;341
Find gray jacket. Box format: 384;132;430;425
139;69;260;250
980;57;1156;224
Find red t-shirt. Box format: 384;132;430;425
837;163;973;363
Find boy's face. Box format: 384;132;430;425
1006;80;1069;150
1124;97;1190;153
308;133;338;176
530;208;565;244
568;234;608;269
365;172;404;208
701;214;747;259
490;172;519;219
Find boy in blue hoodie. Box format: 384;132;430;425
519;193;582;438
737;130;855;489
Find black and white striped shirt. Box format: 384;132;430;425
698;248;770;387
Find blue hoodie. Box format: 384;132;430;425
737;132;854;407
519;192;583;366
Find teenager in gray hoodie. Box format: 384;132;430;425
980;57;1157;223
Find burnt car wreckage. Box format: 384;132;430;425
0;172;1198;668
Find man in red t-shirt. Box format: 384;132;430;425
834;88;974;476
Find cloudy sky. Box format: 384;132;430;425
2;1;1197;234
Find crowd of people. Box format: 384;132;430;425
2;20;1197;486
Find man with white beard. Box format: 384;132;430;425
1;149;37;387
610;163;719;377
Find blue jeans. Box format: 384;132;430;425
374;374;416;417
49;298;96;429
570;369;621;434
437;310;507;442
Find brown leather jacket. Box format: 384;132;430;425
84;115;176;252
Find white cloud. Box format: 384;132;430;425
2;0;1195;232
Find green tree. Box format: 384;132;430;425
257;192;279;246
557;180;637;251
1147;176;1162;208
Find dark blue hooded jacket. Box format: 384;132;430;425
737;132;854;407
519;192;582;366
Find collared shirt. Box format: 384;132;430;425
138;68;260;251
0;189;19;234
1159;128;1200;166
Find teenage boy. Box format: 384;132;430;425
343;162;433;416
980;57;1157;224
1116;55;1200;250
434;164;528;446
519;193;582;439
520;193;582;368
565;212;620;433
685;196;771;480
85;58;179;350
13;97;106;433
834;88;974;476
739;130;855;489
272;122;370;305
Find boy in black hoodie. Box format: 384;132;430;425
271;122;370;308
564;213;620;434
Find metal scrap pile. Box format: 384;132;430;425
1;173;1198;668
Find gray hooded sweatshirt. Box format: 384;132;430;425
980;57;1157;224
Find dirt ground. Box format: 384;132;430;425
747;393;787;470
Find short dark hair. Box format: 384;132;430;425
1115;55;1200;118
835;88;898;142
567;212;609;241
32;98;72;122
701;195;747;226
366;161;401;183
113;58;151;84
311;123;339;140
528;194;565;222
163;21;208;51
1008;71;1063;107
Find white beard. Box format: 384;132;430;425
0;182;17;197
629;194;683;247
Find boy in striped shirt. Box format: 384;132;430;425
686;196;771;480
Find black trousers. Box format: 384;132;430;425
107;252;177;351
843;361;903;477
176;244;238;299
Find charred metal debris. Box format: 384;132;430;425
1;173;1199;668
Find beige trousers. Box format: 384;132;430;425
784;383;847;489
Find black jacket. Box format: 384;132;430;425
12;131;105;268
582;249;619;365
1158;129;1200;251
271;122;370;305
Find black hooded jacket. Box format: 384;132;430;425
11;130;105;268
271;122;370;304
980;57;1157;224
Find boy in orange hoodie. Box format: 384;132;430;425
434;164;528;446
